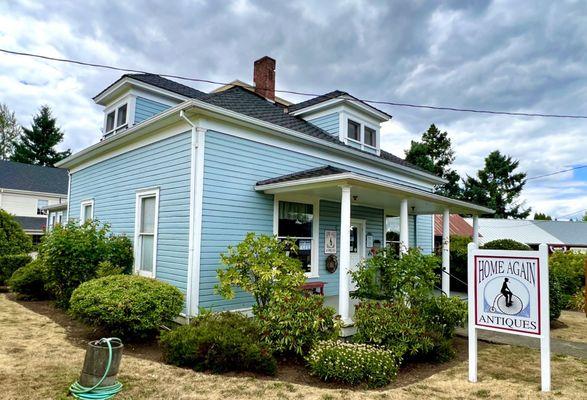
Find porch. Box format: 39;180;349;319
256;165;493;325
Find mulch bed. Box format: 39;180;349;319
6;293;469;390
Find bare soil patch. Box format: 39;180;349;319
551;310;587;343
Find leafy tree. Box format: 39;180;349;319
215;233;306;311
462;150;530;219
0;209;32;256
534;212;552;220
11;105;71;166
405;124;462;198
0;103;21;160
583;211;587;222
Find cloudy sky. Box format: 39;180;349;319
1;0;586;219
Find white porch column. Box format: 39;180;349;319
472;215;479;246
338;185;352;324
399;199;409;255
442;208;450;297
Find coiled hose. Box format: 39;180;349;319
69;337;123;400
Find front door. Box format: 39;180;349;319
349;219;366;291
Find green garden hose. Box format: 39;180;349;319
69;337;123;400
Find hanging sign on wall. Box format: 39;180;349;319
324;230;337;254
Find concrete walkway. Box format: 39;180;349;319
456;327;587;359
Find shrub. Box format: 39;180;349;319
549;274;564;321
307;341;401;388
216;233;306;310
160;312;277;375
353;296;467;362
0;254;32;285
449;236;471;292
69;275;183;338
481;239;530;251
104;235;134;275
549;251;586;306
350;247;439;302
0;209;32;256
40;221;133;308
8;259;49;300
569;287;585;312
96;261;125;278
255;291;338;357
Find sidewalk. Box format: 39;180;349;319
456;327;587;359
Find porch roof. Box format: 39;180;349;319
255;165;494;216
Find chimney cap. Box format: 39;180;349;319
254;56;276;65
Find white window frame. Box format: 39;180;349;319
273;194;320;278
341;111;381;155
103;98;131;137
79;199;94;224
134;187;160;278
37;199;49;215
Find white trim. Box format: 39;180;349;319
273;195;320;278
58;100;444;186
79;199;94;224
342;111;381;156
103;97;131;137
181;110;206;318
134;187;160;278
66;172;71;221
256;171;494;215
0;187;67;197
289;97;390;122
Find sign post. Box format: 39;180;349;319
467;243;550;391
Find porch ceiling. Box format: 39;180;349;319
255;168;494;216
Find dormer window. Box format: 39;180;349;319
105;103;128;136
364;126;376;147
347;120;360;141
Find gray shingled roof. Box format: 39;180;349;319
0;160;68;194
93;73;208;101
256;165;348;186
14;216;46;232
287;90;391;118
96;74;434;177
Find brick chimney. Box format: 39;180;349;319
253;56;276;101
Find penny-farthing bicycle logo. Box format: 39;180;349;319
484;276;531;318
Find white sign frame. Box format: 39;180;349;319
324;230;337;254
467;243;550;392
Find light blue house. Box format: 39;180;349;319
57;57;490;322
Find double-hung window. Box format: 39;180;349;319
277;201;315;274
347;119;360;141
105;103;128;136
135;189;159;277
37;199;48;215
364;126;376;147
80;200;94;224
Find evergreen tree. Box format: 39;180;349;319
0;103;21;160
533;212;552;220
11;105;71;166
405;124;462;198
583;211;587;222
462;150;530;219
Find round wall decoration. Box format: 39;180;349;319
325;254;338;273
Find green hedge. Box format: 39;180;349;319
8;259;49;300
549;251;586;307
481;239;531;251
0;254;32;285
70;275;184;338
160;312;277;375
0;209;32;256
307;341;401;388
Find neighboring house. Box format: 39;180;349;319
45;202;68;232
464;218;587;253
57;56;491;321
433;214;476;251
0;160;68;244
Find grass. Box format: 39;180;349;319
1;293;586;399
551;310;587;343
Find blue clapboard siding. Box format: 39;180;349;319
200;130;410;310
307;113;339;136
69;132;192;295
134;97;172;124
317;201;383;296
